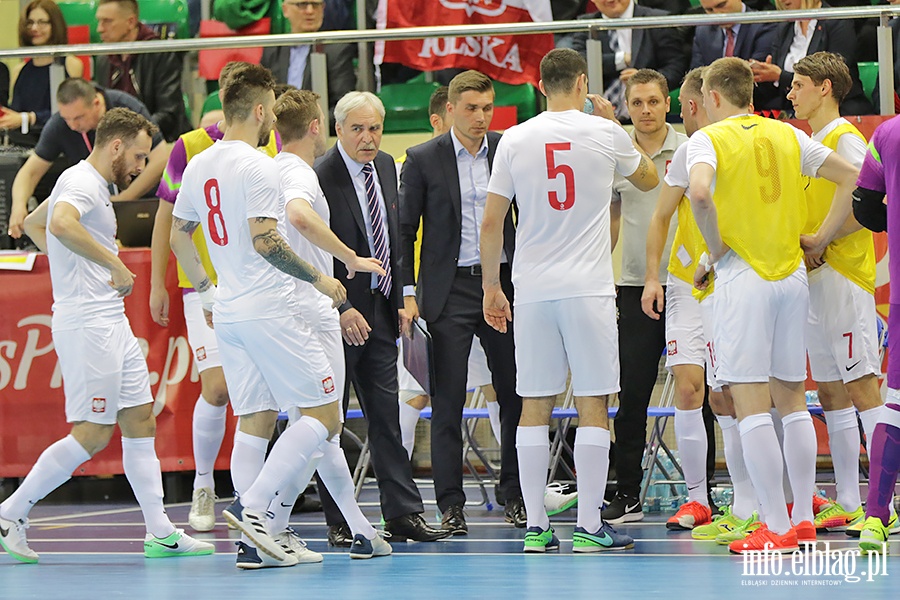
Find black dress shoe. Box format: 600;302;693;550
385;513;452;542
440;504;468;535
504;497;527;528
327;522;353;547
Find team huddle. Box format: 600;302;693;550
0;46;898;568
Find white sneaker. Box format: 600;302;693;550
544;482;578;516
222;498;286;561
0;515;38;563
274;528;323;563
188;488;216;532
235;541;299;569
349;533;393;559
144;529;215;558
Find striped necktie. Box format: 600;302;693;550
362;163;392;298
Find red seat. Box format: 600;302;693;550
67;25;91;79
198;18;270;81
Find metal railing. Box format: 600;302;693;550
0;5;895;113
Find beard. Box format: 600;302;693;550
257;121;273;147
111;153;136;191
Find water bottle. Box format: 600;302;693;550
583;97;595;114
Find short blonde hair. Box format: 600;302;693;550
701;57;753;109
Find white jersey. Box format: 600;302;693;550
46;160;124;331
813;117;866;169
488;110;641;304
173;140;299;324
665;143;690;190
276;152;339;332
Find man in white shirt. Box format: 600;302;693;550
481;47;658;553
272;88;391;559
170;63;346;569
2;108;213;564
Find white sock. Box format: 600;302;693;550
231;430;269;497
241;416;329;511
192;398;227;491
267;451;323;535
739;413;792;535
487;400;503;446
316;437;376;539
122;437;175;539
574;427;610;532
717;415;757;520
0;435;90;521
398;401;421;460
771;408;793;504
517;426;550;530
781;410;817;524
824;408;862;511
675;407;708;505
859;405;884;455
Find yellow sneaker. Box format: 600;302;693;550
813;502;864;532
715;512;762;545
847;512;899;538
692;507;749;540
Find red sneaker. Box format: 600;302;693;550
666;501;713;531
729;524;799;554
794;520;816;544
811;494;833;517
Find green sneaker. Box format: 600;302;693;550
847;512;899;538
814;502;865;531
544;483;578;517
144;529;215;558
715;512;761;545
859;517;891;554
693;506;745;541
523;526;559;553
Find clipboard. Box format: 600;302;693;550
401;319;435;397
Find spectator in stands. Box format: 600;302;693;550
749;0;874;115
690;0;778;107
7;78;168;239
0;0;83;146
556;0;688;120
93;0;190;142
262;0;356;131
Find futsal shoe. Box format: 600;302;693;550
223;498;285;560
235;541;299;569
544;483;578;517
144;529;215;558
273;527;323;563
692;508;757;541
572;522;634;552
523;526;560;553
666;501;712;531
0;515;38;564
859;517;891;554
793;520;816;544
728;525;799;554
814;502;864;532
716;516;762;545
847;512;900;537
601;493;643;524
188;487;216;532
812;494;833;517
349;533;393;559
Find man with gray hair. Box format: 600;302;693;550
314;91;450;545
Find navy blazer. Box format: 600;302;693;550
398;131;517;322
315;145;404;329
560;5;688;92
762;11;874;115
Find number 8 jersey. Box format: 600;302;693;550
686;115;831;282
173;140;299;323
487;110;641;305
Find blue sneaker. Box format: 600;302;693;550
523;526;560;553
572;522;635;552
222;498;285;561
349;533;393;559
235;541;298;570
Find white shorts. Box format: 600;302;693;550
807;264;880;384
713;252;808;384
216;315;337;415
514;296;619;397
699;294;724;392
54;319;153;425
664;275;706;370
397;322;493;401
288;328;346;424
183;291;221;372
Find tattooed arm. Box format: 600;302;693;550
248;217;347;308
624;151;659;192
169;216;214;295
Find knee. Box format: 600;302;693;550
202;371;230;407
71;424;115;456
708;391;734;417
674;378;705;410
